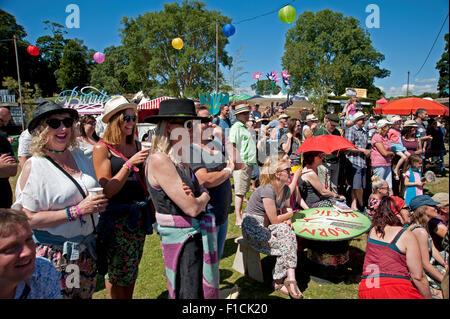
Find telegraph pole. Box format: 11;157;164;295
406;71;410;97
215;20;219;94
13;35;25;131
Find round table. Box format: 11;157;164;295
292;207;371;267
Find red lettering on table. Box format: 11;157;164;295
328;228;339;236
318;228;328;237
299;228;316;236
335;227;350;235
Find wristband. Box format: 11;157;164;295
123;162;132;172
223;167;233;176
75;205;83;218
65;207;72;222
70;206;78;220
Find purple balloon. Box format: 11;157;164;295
93;52;105;64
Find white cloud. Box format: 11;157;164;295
414;77;437;84
384;83;438;97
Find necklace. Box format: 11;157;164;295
46;148;67;155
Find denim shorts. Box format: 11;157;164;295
350;164;367;190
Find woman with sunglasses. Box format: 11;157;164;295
359;196;432;299
367;175;390;218
77;114;100;161
145;99;218;299
299;151;346;208
12;99;108;298
93;96;153;299
241;154;302;299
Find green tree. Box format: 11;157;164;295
436;33;449;97
119;0;233;98
250;79;281;95
56;39;90;90
282;9;390;115
90;45;140;94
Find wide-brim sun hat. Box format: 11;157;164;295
144;98;210;123
102;95;137;123
403;120;418;127
352;111;367;122
376;119;392;129
390;115;402;123
306;114;318;121
432;193;449;207
28;99;79;134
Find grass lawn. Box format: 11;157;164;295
8;150;449;299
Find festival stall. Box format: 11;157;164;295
137;96;173;122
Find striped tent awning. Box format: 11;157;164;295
138;96;172;110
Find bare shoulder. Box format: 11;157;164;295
149;152;170;165
19;158;33;189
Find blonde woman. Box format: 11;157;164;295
145;99;219;299
241;154;303;299
367;176;390;217
13;99;108;299
408;195;448;299
93;96;152;299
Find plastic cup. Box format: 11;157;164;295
88;187;103;196
141;142;152;150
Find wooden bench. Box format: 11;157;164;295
232;236;264;283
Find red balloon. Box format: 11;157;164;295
27;45;39;56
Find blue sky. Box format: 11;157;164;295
1;0;449;97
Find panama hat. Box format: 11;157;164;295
432;193;449;207
144;98;210;123
233;104;251;115
28;99;79;134
352;111;367;122
102;96;137;123
376;119;392;129
306;114;318;121
403;120;418;127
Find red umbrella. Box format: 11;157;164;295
295;135;358;155
376;97;388;105
373;97;449;116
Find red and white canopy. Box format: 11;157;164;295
138;96;172;110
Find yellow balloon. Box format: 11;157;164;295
172;38;184;50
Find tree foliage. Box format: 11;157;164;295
56;39;91;90
119;0;233;98
436;33;449;97
250;80;281;95
282;9;390;112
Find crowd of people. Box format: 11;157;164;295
0;96;448;299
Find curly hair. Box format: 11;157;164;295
372;197;403;238
29;120;78;157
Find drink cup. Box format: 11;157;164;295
141;142;152;150
88;187;103;196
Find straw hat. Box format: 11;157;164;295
352;111;367;122
234;104;251;115
306;114;318;121
102;96;137;123
403;120;418;127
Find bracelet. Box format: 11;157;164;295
123;162;132;172
65;207;72;222
70;206;78;220
75;205;83;218
223;167;233;176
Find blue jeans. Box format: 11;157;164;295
217;220;228;261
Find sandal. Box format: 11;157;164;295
283;279;303;299
273;281;287;296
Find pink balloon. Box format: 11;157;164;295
93;52;105;63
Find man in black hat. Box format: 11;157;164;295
313;113;342;193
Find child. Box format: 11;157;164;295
343;97;359;126
388;116;411;180
404;155;425;206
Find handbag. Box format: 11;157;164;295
44;155;97;234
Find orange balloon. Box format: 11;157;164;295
172;38;184;50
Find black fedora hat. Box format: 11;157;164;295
144;98;210;123
28;99;79;134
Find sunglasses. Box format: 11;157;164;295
123;114;137;123
46;117;75;129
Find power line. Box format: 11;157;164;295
414;11;449;77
